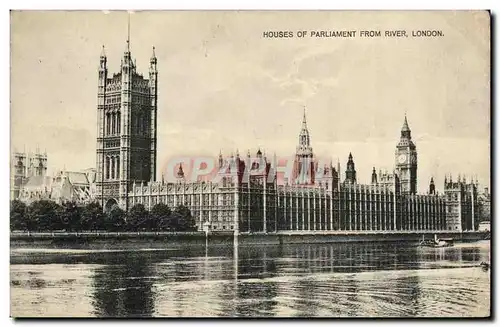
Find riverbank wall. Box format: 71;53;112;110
10;230;488;248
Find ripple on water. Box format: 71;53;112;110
10;242;491;318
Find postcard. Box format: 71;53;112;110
10;10;491;318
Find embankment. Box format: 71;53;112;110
10;230;488;248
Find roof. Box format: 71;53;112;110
401;115;410;132
80;168;97;183
66;172;89;185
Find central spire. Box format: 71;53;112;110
298;105;311;147
302;105;308;130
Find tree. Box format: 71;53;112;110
26;200;62;231
126;204;149;231
105;206;126;232
81;202;105;231
174;205;197;231
10;200;27;231
60;201;82;232
150;203;172;231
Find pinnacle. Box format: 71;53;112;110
401;114;410;132
151;46;157;61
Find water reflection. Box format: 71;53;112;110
91;254;155;317
10;241;490;317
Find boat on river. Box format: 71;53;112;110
480;261;490;271
419;235;454;248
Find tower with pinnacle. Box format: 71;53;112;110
96;15;158;211
395;115;417;194
292;106;315;185
344;152;357;184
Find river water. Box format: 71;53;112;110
10;240;490;318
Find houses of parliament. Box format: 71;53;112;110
12;39;489;234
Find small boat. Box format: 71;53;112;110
419;235;454;248
480;262;490;271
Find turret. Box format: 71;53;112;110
98;45;108;91
149;46;158;181
332;164;339;190
371;167;378;185
99;45;107;71
218;150;223;169
150;46;157;72
345;152;357;184
429;177;435;195
176;163;185;181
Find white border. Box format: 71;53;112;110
2;0;498;325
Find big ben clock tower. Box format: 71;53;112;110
395;115;417;194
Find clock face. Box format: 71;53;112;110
398;154;407;164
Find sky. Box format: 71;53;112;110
10;10;490;193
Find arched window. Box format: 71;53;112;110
117;111;121;134
110;156;114;179
105;156;110;179
105;113;111;135
116;157;120;180
144;114;149;135
111;112;116;135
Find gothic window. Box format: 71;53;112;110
143;115;148;135
108;113;112;135
105;113;110;135
105;157;110;180
116;157;120;179
110;113;114;135
110;157;115;179
117;111;121;134
113;156;118;180
114;112;118;134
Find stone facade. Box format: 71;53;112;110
16;169;97;205
10;149;48;200
95;41;157;212
94;45;480;233
126;111;479;233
